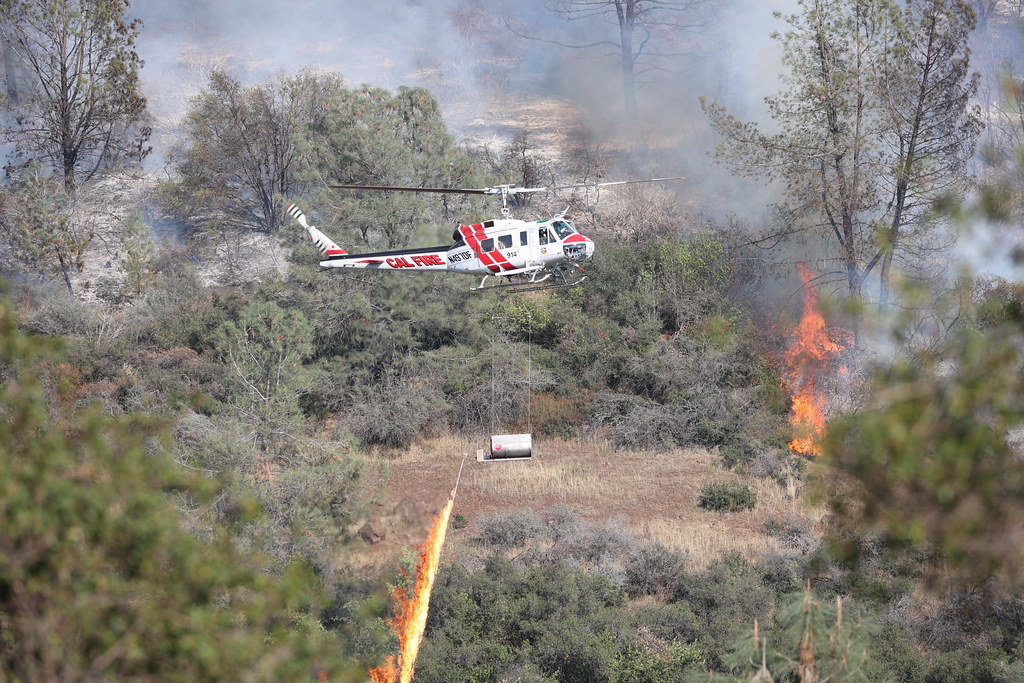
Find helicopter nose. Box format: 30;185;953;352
563;234;594;262
583;235;594;258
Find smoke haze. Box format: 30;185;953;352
132;0;792;214
131;0;1022;287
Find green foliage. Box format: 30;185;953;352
0;290;361;681
296;83;485;248
674;553;775;670
246;458;366;568
824;306;1024;585
612;641;703;683
697;482;757;512
486;294;561;346
417;557;647;683
559;229;786;454
622;541;687;599
476;509;543;551
215;299;314;457
1;0;150;193
118;209;157;299
162;68;344;235
346;372;449;450
728;585;872;682
0;162;91;294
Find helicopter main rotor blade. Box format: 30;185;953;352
326;177;684;196
327;184;493;194
546;176;686;192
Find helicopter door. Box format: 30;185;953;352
537;226;560;265
495;233;519;267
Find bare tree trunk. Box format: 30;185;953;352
3;35;18;106
616;0;639;119
57;251;75;296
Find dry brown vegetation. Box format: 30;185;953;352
349;435;825;571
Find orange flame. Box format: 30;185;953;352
369;490;456;683
785;265;843;456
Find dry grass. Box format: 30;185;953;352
629;518;780;570
474;458;599;501
367;436;828;571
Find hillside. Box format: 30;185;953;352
4;1;1024;681
356;437;820;573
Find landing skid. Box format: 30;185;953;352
475;266;586;293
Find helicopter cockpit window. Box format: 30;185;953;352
497;234;513;249
481;238;495;252
539;228;551;245
551;220;577;240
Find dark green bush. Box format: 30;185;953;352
698;482;757;512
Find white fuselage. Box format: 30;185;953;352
319;217;594;276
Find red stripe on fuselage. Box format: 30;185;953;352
470;223;518;271
460;224;501;273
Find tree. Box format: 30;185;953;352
0;161;90;294
0;0;150;195
824;289;1024;587
216;299;314;462
470;128;551;211
543;0;717;119
703;0;981;321
874;0;982;310
164;68;345;235
0;286;363;681
296;84;483;249
118;208;156;299
822;81;1024;585
728;585;871;681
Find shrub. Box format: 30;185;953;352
697;482;757;512
720;444;756;470
477;509;542;550
622;541;688;599
762;513;816;554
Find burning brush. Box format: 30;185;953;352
785;265;845;457
369;457;467;683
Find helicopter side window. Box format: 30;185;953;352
481;238;494;252
539;228;551;245
552;220;576;240
497;234;513;249
520;231;528;246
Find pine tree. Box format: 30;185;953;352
119;208;156;299
702;0;981;321
0;0;151;195
0;161;91;294
0;286;363;680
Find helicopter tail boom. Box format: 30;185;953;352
286;203;347;256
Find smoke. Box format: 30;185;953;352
133;0;554;148
131;0;797;219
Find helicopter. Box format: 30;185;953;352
285;177;684;292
